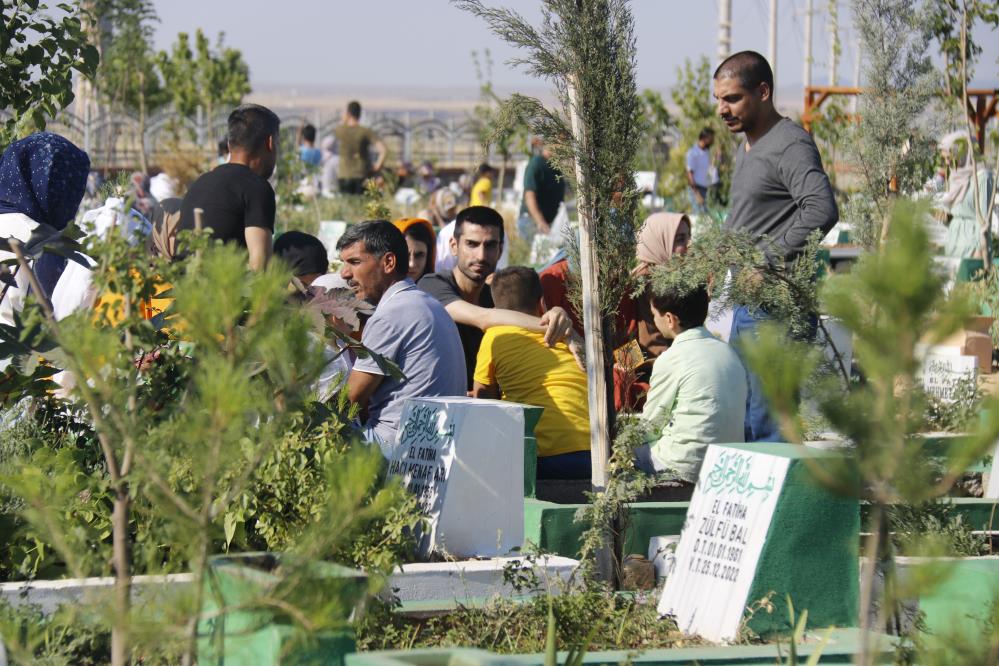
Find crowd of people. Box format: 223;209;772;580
0;50;844;490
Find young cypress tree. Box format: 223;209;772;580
845;0;939;249
455;0;642;492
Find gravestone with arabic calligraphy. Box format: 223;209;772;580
386;397;526;559
658;442;859;642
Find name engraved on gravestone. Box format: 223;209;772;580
659;446;790;643
918;353;977;403
387;403;456;520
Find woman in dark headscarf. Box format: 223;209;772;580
0;132;91;297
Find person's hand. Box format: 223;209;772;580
540;306;573;346
536;218;551;235
134;348;162;372
695;191;706;205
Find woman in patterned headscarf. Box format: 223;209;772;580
0;132;91;303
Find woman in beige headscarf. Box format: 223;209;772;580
539;212;691;354
538;212;690;410
627;212;692;357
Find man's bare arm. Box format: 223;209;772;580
524;190;550;234
347;369;384;416
443;301;572;345
372;139;388;173
245;226;272;271
471;381;500;399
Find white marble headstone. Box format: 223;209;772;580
658;444;791;642
918;353;978;403
387;397;526;559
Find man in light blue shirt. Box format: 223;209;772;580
338;220;466;449
685;127;714;214
634;285;747;482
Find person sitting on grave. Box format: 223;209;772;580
338;220;466;446
471;267;592;479
540;212;691;411
419;205;577;391
633;284;747;487
274;230;330;287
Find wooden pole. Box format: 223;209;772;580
567;80;610;493
568;78;614;582
803;0;813;89
768;0;778;91
717;0;732;65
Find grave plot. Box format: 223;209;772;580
658;442;858;642
385;397;530;559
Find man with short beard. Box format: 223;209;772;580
713;50;837;442
418;206;574;390
338;220;465;447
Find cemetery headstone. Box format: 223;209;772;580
386;397;527;559
317;221;349;258
918;353;978;403
658;442;858;642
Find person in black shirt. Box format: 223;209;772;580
418;205;577;390
180;104;280;270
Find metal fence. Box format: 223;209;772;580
35;107;492;171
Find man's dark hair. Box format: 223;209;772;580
650;285;709;330
490;266;543;314
274;230;329;277
227;104;280;154
698;127;715;141
347;100;361;119
713;50;774;94
476;163;495;177
454;205;505;241
336;220;409;278
302;123;317;144
217;137;229;157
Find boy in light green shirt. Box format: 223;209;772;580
634;285;747;482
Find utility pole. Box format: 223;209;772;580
851;39;862;112
717;0;732;64
803;0;814;89
769;0;778;91
828;0;839;86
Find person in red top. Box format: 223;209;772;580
538;212;691;408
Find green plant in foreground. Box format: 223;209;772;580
740;201;999;665
777;595;833;666
0;230;419;663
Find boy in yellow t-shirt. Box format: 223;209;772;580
469;163;497;207
472;266;591;479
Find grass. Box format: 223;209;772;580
356;588;699;654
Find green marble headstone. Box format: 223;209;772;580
659;442;859;641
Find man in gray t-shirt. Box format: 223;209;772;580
338;221;466;447
713;51;837;442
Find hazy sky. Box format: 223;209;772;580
149;0;998;94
